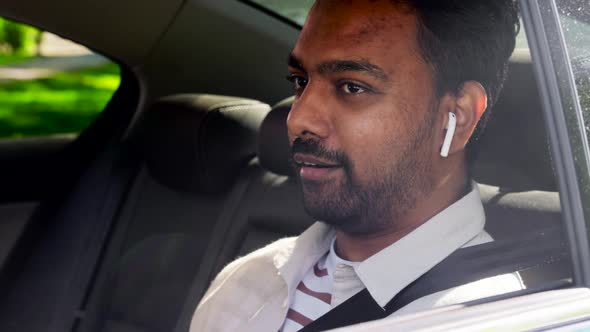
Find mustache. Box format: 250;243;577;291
290;138;351;167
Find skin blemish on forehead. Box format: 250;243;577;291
356;27;371;38
349;19;387;44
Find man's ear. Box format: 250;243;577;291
444;81;487;156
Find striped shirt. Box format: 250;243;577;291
280;238;362;332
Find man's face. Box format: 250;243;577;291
287;0;442;235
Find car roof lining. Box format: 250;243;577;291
0;0;186;66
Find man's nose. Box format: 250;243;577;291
287;87;330;142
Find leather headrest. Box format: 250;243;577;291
472;51;556;191
258;53;556;191
130;94;270;194
258;97;294;176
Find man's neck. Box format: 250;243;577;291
334;175;470;262
334;223;421;262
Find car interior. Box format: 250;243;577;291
0;1;575;332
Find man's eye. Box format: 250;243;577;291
341;83;366;94
287;75;308;92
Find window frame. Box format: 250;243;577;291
0;16;133;203
521;0;590;287
238;0;304;29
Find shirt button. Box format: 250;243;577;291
337;264;346;269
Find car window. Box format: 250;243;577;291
556;2;590;137
0;17;120;139
246;0;314;26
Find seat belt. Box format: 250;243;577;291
299;228;570;332
59;147;140;332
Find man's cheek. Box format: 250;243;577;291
342;158;369;188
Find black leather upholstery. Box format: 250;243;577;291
130;94;270;194
80;94;272;332
473;51;556;192
478;184;561;238
257;96;293;176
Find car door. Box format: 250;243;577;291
0;18;140;290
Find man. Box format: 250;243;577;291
191;1;521;331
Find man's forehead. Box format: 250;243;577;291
303;0;415;40
293;0;419;69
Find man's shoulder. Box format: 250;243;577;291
191;236;299;331
214;222;334;282
195;236;296;311
214;236;298;281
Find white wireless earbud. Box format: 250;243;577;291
440;112;456;158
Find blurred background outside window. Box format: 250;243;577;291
0;17;120;139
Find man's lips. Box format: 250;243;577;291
293;153;342;181
293;153;341;168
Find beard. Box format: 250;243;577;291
292;113;436;236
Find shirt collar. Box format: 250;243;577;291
354;183;486;307
273;222;335;293
325;237;360;277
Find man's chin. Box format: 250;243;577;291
300;185;389;236
301;190;355;224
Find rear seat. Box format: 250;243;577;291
79;94;272;332
82;95;321;332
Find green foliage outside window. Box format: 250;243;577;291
0;17;41;56
0;63;120;139
0;17;121;139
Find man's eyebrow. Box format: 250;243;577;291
288;53;304;71
317;59;389;82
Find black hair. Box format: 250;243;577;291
403;0;520;164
